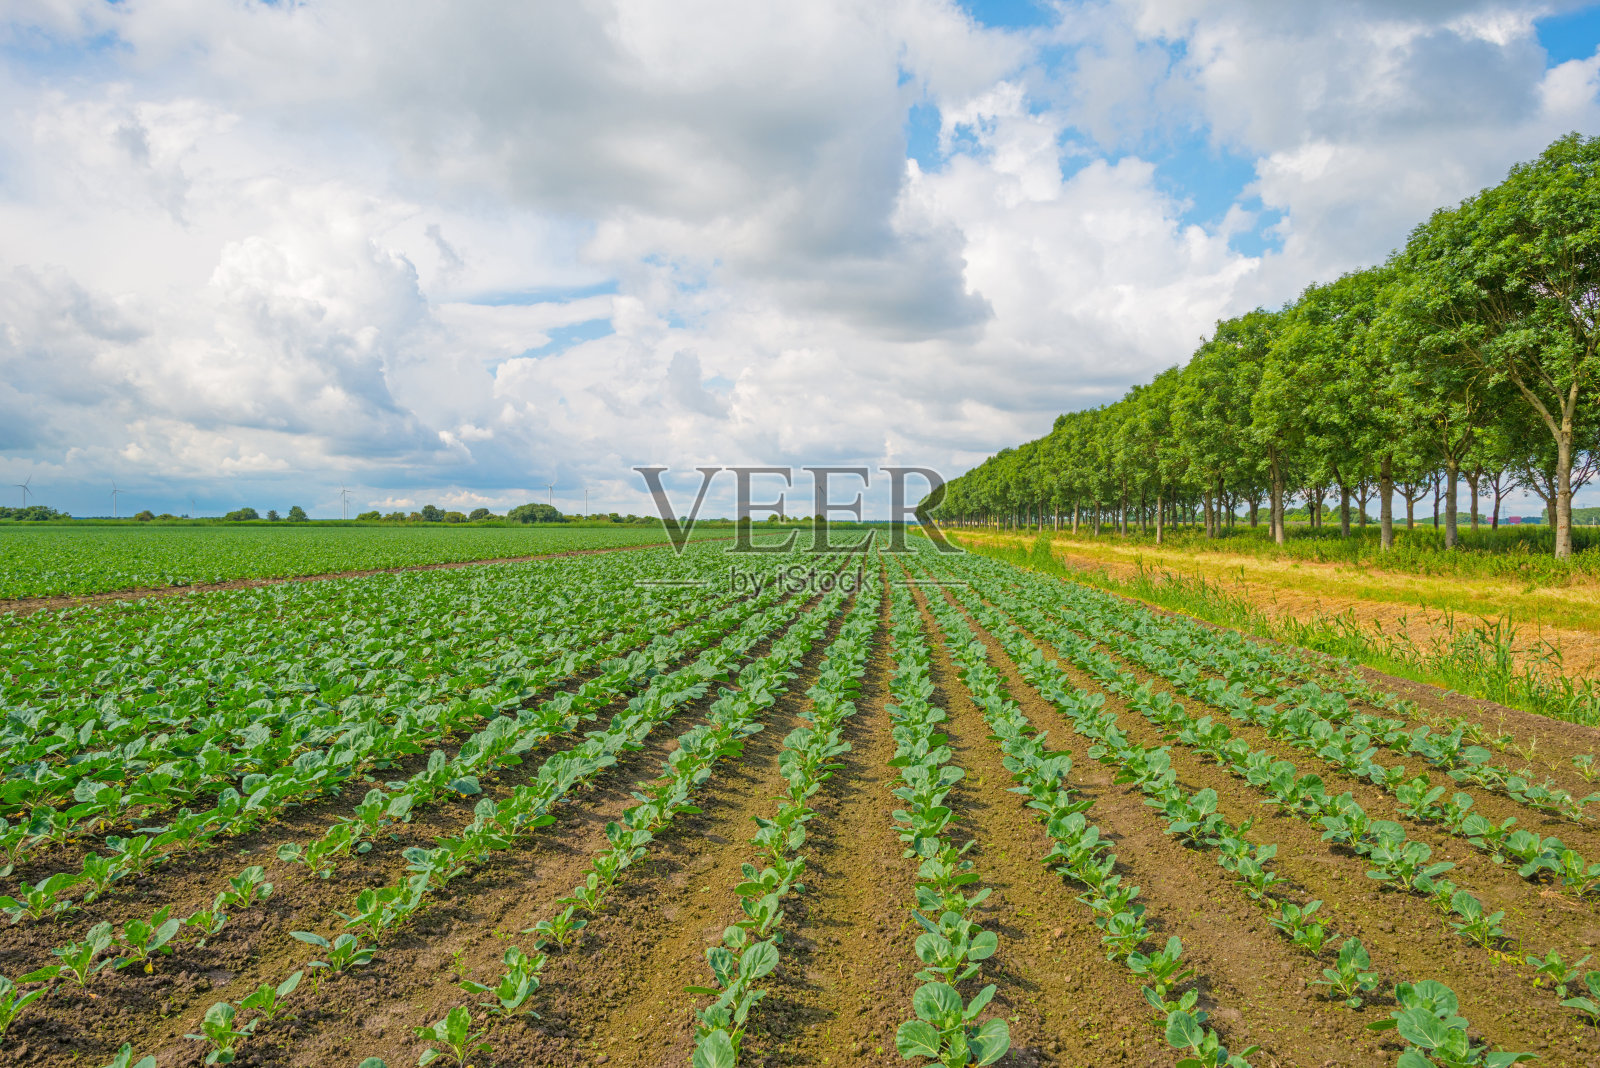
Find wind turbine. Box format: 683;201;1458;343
189;497;197;519
339;484;352;521
14;475;31;509
111;482;124;519
584;487;588;518
547;484;554;507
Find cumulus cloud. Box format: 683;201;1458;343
0;0;1596;516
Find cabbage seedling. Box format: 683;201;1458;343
895;982;1010;1067
0;975;45;1038
239;971;302;1024
523;905;587;950
184;1001;256;1065
1313;938;1380;1008
413;1005;489;1067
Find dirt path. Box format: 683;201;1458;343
0;536;734;619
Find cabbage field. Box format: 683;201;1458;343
1;536;1598;1068
0;525;672;601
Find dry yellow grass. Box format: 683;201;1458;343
957;529;1600;679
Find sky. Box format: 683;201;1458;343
3;0;1600;520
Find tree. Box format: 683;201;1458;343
356;510;381;521
266;509;281;522
468;508;492;521
287;506;308;522
134;510;155;522
419;504;444;522
224;507;260;521
1400;133;1600;557
444;511;467;523
507;502;564;523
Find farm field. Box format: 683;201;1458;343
0;525;676;602
1;538;1599;1068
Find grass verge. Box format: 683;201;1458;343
955;531;1600;728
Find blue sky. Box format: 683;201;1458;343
3;0;1600;518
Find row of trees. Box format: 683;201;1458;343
933;134;1600;558
221;506;308;522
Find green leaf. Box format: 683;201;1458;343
690;1030;736;1068
895;1020;942;1059
739;940;779;981
969;1018;1011;1066
911;982;962;1023
1165;1010;1204;1050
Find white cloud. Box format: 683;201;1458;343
1;0;1597;516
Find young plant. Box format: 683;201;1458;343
687;927;780;1062
292;931;377;972
1164;1009;1259;1068
97;1044;156;1068
1526;950;1591;1000
215;866;273;910
1448;891;1505;950
912;911;999;984
0;872;78;923
1556;969;1600;1024
238;971;303;1024
24;922;114;987
0;975;45;1038
184;905;229;944
115;907;181;972
1366;980;1536;1067
523;905;587;950
184;1001;256;1065
1269;900;1326;956
460;946;544;1017
413;1005;490;1066
1312;938;1380;1008
1129;937;1197;1015
895;981;1011;1067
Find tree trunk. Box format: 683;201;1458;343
1556;422;1574;558
1444;458;1459;549
1072;501;1079;535
1466;471;1480;533
1269;449;1286;546
1155;491;1164;546
1339;483;1351;537
1380;453;1394;551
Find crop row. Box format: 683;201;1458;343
881;580;1010;1068
1;547;742;872
687;572;881;1066
928;548;1592;1055
403;570;856;1067
1029;573;1599;824
3;552;844;1059
0;558;777;933
978;561;1600;903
